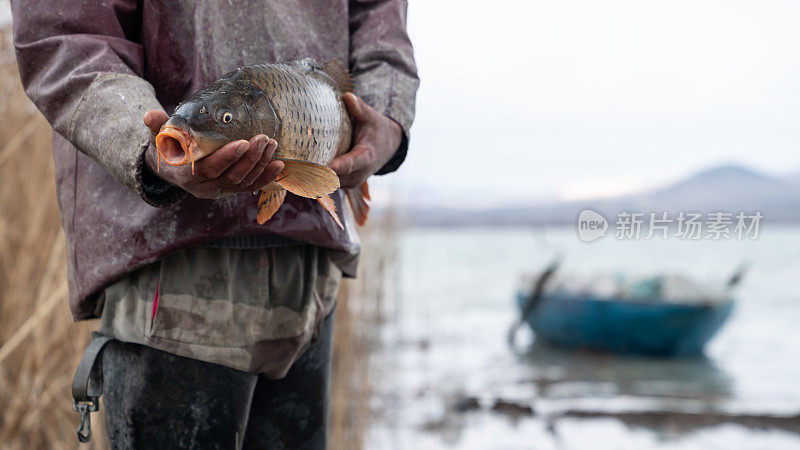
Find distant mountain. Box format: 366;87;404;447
644;164;796;213
403;164;800;226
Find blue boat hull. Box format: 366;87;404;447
516;294;734;356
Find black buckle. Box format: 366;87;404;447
73;397;99;443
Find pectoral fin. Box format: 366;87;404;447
256;184;286;224
317;194;344;230
346;182;370;226
276;160;340;199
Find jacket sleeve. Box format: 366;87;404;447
10;0;186;207
349;0;420;175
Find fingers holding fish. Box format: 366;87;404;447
215;137;280;195
238;138;278;188
241;160;285;192
192;140;250;180
199;140;266;194
330;93;403;188
143;110;169;173
143;110;169;134
218;135;268;185
342;92;372;123
239;137;276;185
331;144;375;188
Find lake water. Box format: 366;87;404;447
365;225;800;449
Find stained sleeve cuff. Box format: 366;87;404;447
135;140;188;207
68;73;186;207
353;64;418;176
375;116;409;175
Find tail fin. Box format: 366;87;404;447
346;182;370;226
317;194;344;230
256;184;286;224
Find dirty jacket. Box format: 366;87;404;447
11;0;418;320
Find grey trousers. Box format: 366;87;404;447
100;313;334;449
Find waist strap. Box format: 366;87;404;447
71;334;112;443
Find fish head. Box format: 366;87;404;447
155;82;266;170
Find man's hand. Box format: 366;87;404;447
143;110;285;199
329;93;402;189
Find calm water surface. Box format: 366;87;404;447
366;225;800;449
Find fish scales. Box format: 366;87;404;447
238;63;351;166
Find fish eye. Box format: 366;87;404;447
222;112;233;124
200;106;208;115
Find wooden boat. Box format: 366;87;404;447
511;262;740;357
514;292;734;356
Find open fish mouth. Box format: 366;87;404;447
155;125;199;173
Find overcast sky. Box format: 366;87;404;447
371;0;800;208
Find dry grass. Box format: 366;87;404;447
0;26;106;449
0;21;392;449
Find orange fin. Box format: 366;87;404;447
317;194;344;230
320;59;353;93
346;182;370;226
256;185;286;224
275;160;340;199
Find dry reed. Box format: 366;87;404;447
0;18;391;449
0;25;106;449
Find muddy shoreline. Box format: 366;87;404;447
559;409;800;434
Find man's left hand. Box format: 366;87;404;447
329;93;402;188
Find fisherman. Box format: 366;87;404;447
10;1;418;448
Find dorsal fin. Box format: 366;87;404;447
320;59;353;93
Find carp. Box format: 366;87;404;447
154;58;369;228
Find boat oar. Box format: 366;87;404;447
508;258;561;346
726;263;749;289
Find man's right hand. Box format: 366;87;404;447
143;110;285;199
